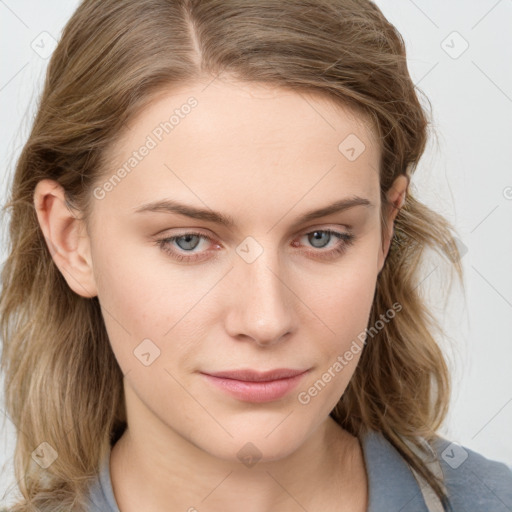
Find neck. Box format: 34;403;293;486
110;416;367;512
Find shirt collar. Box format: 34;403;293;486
361;429;430;512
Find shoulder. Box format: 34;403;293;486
430;435;512;511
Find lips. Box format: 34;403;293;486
200;368;310;403
202;368;309;382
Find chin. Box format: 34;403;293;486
191;422;309;465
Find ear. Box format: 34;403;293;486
377;174;409;273
33;179;98;298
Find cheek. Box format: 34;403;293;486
90;236;223;376
307;249;378;335
300;247;379;385
295;280;375;414
89;238;172;367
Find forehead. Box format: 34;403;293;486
94;77;381;222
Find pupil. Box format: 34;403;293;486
310;231;329;248
178;234;199;250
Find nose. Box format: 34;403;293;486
224;247;297;347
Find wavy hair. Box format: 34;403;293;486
1;0;464;509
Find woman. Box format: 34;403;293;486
1;1;511;511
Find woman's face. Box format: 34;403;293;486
82;77;401;461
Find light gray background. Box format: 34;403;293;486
1;0;511;506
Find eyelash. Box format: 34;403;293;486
154;229;356;263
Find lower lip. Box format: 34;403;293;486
201;371;309;403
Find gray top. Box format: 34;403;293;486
85;430;512;512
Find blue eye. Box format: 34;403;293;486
293;229;356;260
305;230;347;249
172;233;202;251
155;229;355;263
155;231;215;262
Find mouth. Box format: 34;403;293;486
199;368;311;403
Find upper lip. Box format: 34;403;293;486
202;368;309;382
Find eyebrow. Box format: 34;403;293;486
133;196;373;228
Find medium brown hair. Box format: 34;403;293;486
1;0;464;509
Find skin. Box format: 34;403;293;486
34;76;408;512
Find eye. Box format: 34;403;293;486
293;229;356;260
154;228;356;263
155;231;216;263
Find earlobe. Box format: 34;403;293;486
33;179;98;298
